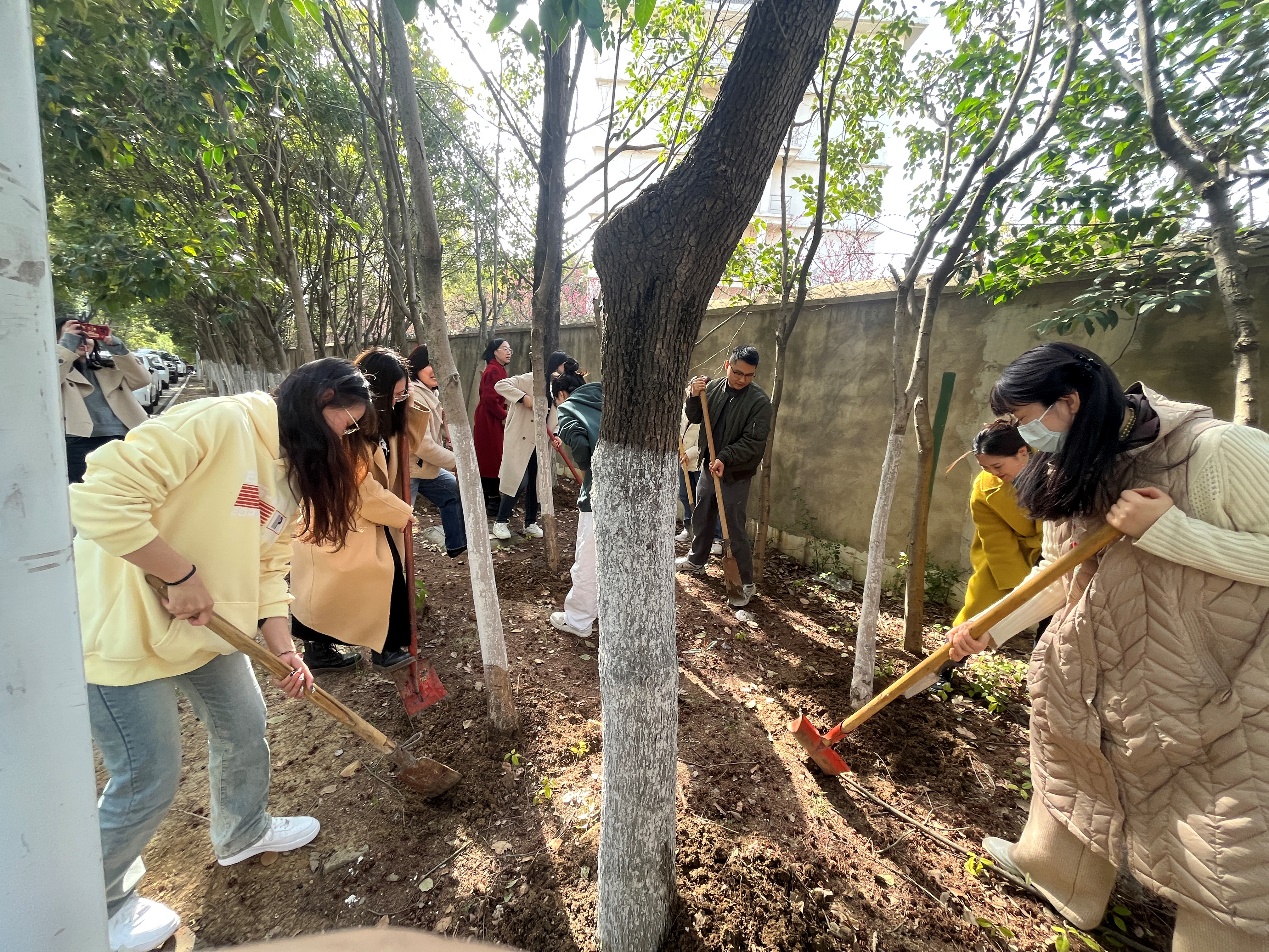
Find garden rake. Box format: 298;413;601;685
699;390;744;600
145;576;460;798
788;523;1123;775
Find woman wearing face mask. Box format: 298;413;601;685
70;358;370;952
953;421;1042;627
289;347;420;674
474;338;513;516
947;341;1269;951
55;316;153;482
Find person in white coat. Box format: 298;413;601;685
491;351;574;540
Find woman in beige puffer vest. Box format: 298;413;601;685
949;342;1269;952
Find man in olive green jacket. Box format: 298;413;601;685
676;345;771;607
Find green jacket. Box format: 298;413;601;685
556;382;602;512
684;378;772;482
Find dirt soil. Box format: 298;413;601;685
122;484;1176;951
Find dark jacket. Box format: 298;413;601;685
685;378;772;482
556;382;603;512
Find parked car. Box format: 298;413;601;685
135;350;171;389
130;364;161;413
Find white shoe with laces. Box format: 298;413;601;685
675;528;690;543
711;540;723;556
522;523;544;539
108;895;180;952
491;522;512;541
217;815;320;867
550;611;592;638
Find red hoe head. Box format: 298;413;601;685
788;714;850;776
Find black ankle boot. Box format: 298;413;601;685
301;640;358;672
371;648;413;672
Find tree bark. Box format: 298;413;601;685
531;29;575;572
902;396;934;653
591;3;838;948
382;0;516;732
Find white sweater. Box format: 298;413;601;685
991;423;1269;642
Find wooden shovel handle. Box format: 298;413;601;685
549;428;586;485
677;434;695;508
144;576;395;755
827;523;1123;741
698;391;732;546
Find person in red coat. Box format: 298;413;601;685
473;338;512;515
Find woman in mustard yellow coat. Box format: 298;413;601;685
954;422;1043;626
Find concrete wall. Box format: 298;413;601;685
449;263;1266;578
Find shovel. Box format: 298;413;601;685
548;427;586;485
678;431;695;509
145;576;460;798
789;523;1123;775
393;427;449;718
699;390;744;600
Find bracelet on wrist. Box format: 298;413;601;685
165;564;197;586
277;648;299;658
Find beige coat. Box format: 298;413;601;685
1030;390;1269;936
57;345;151;437
495;371;556;497
289;445;413;651
409;382;455;480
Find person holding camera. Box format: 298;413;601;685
55;316;152;482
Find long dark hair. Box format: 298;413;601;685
989;342;1128;519
275;358;372;548
407;344;430;383
355;346;408;440
546;352;575;399
551;367;587;402
482;338;508;363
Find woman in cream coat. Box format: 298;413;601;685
290;348;423;672
490;351;573;540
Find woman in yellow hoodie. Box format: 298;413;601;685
69;358;373;952
954;420;1043;627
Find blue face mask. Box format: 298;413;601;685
1017;404;1067;454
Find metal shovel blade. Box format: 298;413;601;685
390;735;461;799
788;714;850;776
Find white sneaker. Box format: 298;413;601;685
728;583;757;608
675;528;690;543
108;895;180;952
522;523;544;539
218;815;320;866
421;525;447;548
550;611;592;638
675;556;707;575
491;522;512;541
711;540;723;556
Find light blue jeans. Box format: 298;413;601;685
88;652;271;916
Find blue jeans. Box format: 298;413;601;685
88;652;271;916
411;470;466;553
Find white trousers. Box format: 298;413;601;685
564;510;597;632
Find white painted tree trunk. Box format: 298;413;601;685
849;428;906;708
593;444;680;952
0;4;110;946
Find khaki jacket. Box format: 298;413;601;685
1030;388;1269;935
289;445;413;651
57;345;151;437
409;382;455;480
495;371;556;497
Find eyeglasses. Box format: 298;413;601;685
343;409;360;437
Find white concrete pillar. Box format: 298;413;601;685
0;2;111;949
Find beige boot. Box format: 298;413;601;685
985;797;1117;931
1172;906;1267;952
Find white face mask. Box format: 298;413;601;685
1017;404;1067;454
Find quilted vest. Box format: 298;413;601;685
1029;388;1269;935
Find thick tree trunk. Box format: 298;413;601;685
383;0;516;731
1205;182;1261;427
903;396;934;653
531;30;574;571
591;3;838;948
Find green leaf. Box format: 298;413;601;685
489;9;515;33
269;0;296;47
395;0;422;22
634;0;655;27
196;0;229;49
578;0;604;30
247;0;269;33
520;20;541;55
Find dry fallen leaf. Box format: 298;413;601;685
462;719;474;729
320;784;337;795
376;915;391;929
173;926;197;952
547;837;563;851
419;877;435;892
340;759;362;778
434;916;453;932
491;840;513;855
259;851;279;867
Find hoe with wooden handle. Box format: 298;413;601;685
699;390;745;600
145;576;461;798
788;523;1123;775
